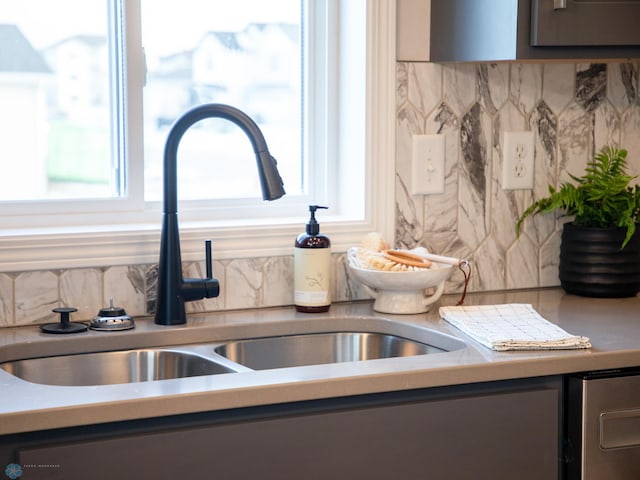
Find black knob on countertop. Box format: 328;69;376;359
41;307;88;334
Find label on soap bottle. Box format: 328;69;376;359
294;247;331;307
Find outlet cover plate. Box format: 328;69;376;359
412;134;445;195
502;131;534;190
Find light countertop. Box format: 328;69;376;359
1;287;639;435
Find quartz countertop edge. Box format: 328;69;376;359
1;288;639;435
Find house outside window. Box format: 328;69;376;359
0;24;53;200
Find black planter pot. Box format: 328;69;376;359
559;222;640;298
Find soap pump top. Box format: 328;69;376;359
296;205;330;248
305;205;328;236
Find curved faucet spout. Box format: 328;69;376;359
163;103;285;214
155;103;286;326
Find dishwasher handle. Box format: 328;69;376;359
600;408;640;450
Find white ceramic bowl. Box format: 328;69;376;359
347;248;455;314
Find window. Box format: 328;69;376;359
0;0;395;271
140;0;304;202
0;3;113;201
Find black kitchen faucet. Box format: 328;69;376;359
154;103;285;326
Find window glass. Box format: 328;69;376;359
140;0;303;202
0;0;303;204
0;0;393;272
0;1;114;201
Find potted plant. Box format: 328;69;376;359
517;145;640;297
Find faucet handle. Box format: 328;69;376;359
180;240;220;302
205;240;213;279
182;277;220;301
203;240;219;298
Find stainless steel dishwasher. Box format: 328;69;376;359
566;368;640;479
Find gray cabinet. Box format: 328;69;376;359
531;0;640;47
397;0;640;62
6;377;562;480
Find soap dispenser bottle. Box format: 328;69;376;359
294;205;331;313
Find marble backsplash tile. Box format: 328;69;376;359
1;61;639;327
396;61;640;294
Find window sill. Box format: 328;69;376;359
0;207;394;271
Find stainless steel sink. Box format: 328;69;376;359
214;331;453;370
0;348;240;387
0;318;466;386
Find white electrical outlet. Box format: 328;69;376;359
502;131;534;190
412;134;445;195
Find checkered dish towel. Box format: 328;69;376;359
439;304;591;351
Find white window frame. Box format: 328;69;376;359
0;0;396;271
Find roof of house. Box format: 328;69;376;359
212;31;241;51
0;24;51;73
44;34;106;50
248;22;299;44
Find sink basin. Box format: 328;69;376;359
0;348;239;387
214;331;451;370
0;316;466;386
